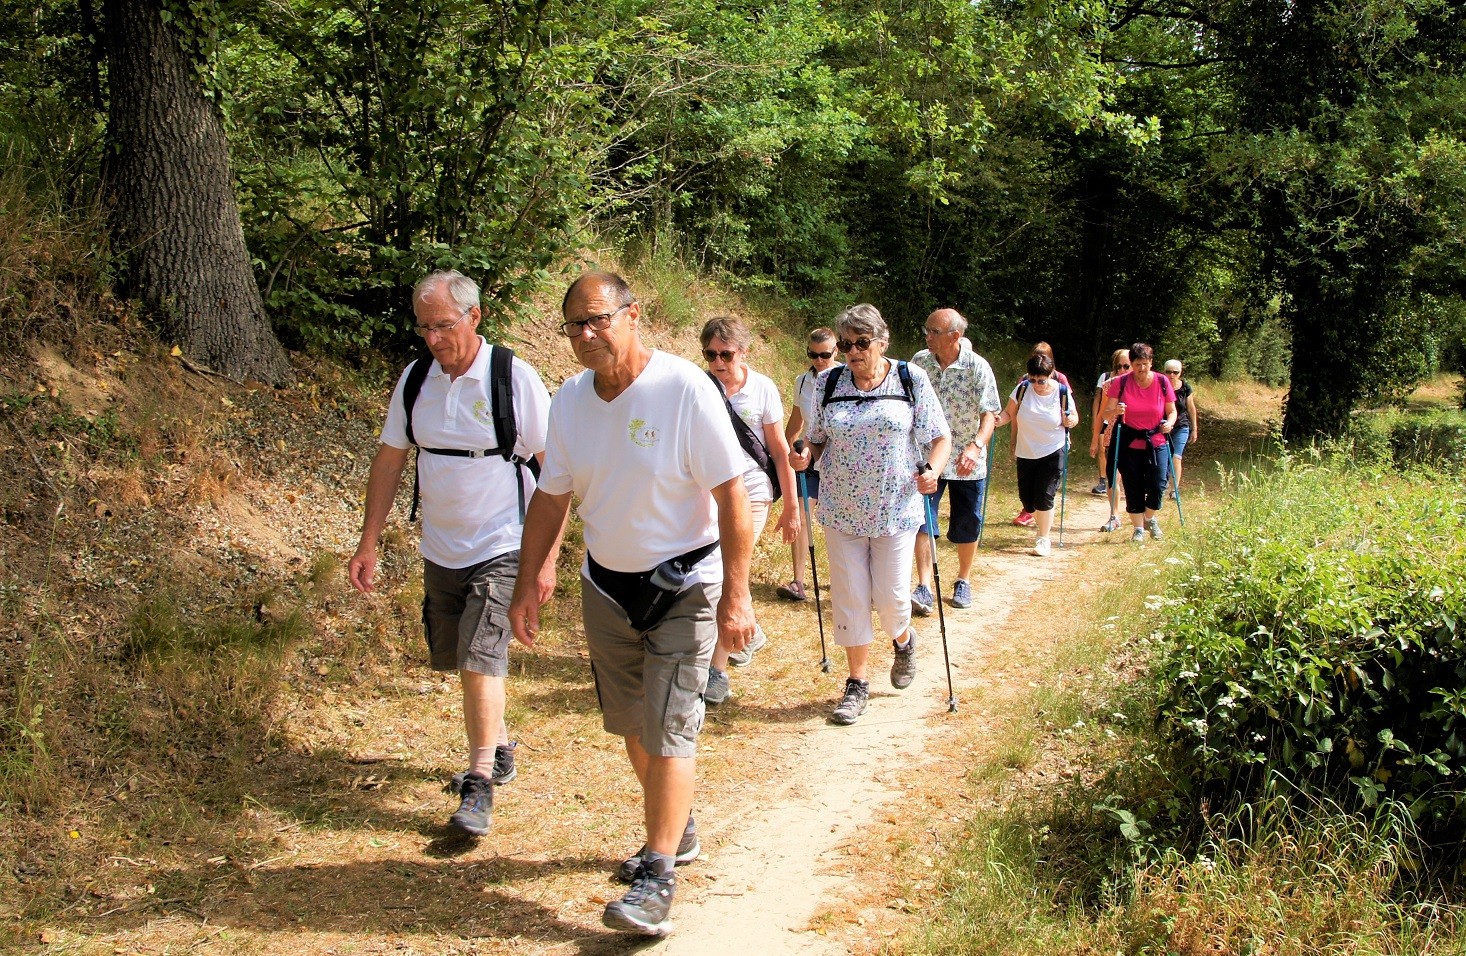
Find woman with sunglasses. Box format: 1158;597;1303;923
1090;348;1130;532
700;316;801;705
1097;342;1177;542
992;352;1080;557
790;304;951;726
1162;359;1198;498
779;328;841;602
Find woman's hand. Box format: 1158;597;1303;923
789;444;813;472
773;500;801;544
915;465;939;496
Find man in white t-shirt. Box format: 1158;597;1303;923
779;327;840;602
509;272;755;938
349;270;552;838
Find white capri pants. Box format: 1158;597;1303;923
823;525;917;648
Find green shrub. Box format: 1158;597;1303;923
1153;458;1466;842
1389;411;1466;469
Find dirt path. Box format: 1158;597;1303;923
615;491;1119;955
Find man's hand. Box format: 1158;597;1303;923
715;588;756;655
348;546;377;593
954;442;980;478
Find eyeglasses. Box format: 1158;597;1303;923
1118;364;1131;370
836;337;877;353
923;327;954;337
414;310;472;337
807;349;834;360
560;302;631;337
704;349;738;363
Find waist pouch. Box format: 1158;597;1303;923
587;541;719;632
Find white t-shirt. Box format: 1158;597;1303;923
538;350;744;579
724;369;783;503
793;364;842;474
1010;381;1070;460
381;340;551;569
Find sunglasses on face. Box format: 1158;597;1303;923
1119;364;1131;370
703;349;738;363
836;337;876;353
807;349;834;360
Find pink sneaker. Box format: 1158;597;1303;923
1012;511;1035;527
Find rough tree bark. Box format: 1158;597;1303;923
103;0;294;385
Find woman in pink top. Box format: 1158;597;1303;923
1098;343;1176;542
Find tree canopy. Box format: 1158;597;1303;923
3;0;1464;430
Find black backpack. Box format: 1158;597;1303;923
402;345;540;521
707;372;782;502
820;361;916;408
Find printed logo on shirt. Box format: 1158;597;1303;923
628;418;660;448
471;399;492;428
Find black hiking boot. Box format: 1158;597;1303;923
449;771;493;836
616;816;700;883
603;863;676;936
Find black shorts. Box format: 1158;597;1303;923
1014;451;1063;513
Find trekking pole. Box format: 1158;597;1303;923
793;442;831;673
1058;434;1069;548
1171;452;1185;528
921;482;957;714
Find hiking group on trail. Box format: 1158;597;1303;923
348;268;1198;938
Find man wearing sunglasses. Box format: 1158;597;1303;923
910;309;1000;613
779;327;841;601
508;272;755;938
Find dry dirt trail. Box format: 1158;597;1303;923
575;490;1118;956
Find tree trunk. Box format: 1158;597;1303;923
103;0;294;385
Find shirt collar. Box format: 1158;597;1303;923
429;336;490;381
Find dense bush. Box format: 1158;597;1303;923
1153;457;1466;841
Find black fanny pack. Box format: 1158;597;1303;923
587;541;719;632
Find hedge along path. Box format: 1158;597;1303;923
626;490;1120;955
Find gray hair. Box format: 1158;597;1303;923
835;304;888;342
700;315;753;351
415;270;480;313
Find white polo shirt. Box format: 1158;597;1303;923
381;339;551;569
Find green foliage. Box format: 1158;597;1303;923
1153;457;1466;840
125;592;307;661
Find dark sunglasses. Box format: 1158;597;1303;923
1119;364;1131;370
703;349;738;363
836;338;876;353
807;349;834;360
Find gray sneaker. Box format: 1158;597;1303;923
449;771;493;836
890;633;917;689
603;864;676;936
910;584;934;617
704;666;730;706
727;626;768;667
616;817;700;883
1131;526;1146;543
831;678;870;725
1147;518;1163;540
491;742;517;786
951;579;972;609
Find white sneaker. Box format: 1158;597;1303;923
1031;537;1052;557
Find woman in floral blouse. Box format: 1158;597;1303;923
790;304;951;726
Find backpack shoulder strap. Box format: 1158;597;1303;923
709;372;771;467
820;366;844;407
489;345;517;462
1015;379;1029;408
402;355;433;447
897;360;914;403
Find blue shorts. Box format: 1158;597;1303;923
919;478;984;543
797;469;820;501
1169;426;1191;458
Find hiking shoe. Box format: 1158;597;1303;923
727;626;768;667
1147;518;1163;541
492;742;517;786
951;579;972;610
830;678;870;725
910;584;934;617
603;864;676;936
1031;537;1052;557
449;771;493;836
776;581;808;601
1131;527;1146;543
1013;511;1035;527
1169;487;1179;501
1101;515;1120;533
616;818;700;883
704;666;730;706
1091;480;1108;496
890;633;917;690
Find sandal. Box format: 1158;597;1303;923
776;581;808;602
1101;516;1120;533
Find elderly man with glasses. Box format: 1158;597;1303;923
909;309;1000;613
349;269;553;838
509;271;755;938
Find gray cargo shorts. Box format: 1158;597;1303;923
421;551;518;676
